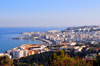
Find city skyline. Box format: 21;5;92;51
0;0;100;27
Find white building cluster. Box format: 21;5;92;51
6;44;47;59
7;46;27;58
29;25;100;46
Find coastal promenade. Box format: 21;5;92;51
12;36;53;45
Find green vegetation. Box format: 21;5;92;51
1;50;100;66
13;51;54;66
0;56;14;66
49;50;92;66
13;50;94;66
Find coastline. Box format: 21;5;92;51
12;35;53;45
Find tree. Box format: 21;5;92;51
39;64;44;66
57;50;64;57
49;50;92;66
32;62;37;66
0;56;14;66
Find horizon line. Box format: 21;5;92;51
0;25;99;28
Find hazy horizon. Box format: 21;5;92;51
0;0;100;27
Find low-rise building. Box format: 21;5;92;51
67;42;76;46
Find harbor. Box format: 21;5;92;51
12;36;53;45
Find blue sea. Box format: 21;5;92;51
0;27;65;53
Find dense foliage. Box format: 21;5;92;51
0;56;14;66
13;51;54;66
7;50;100;66
49;50;93;66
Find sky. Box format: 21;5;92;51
0;0;100;27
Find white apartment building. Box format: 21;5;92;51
8;49;27;58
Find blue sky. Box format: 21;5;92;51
0;0;100;27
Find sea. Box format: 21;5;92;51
0;27;65;53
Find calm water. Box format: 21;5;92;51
0;27;65;53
